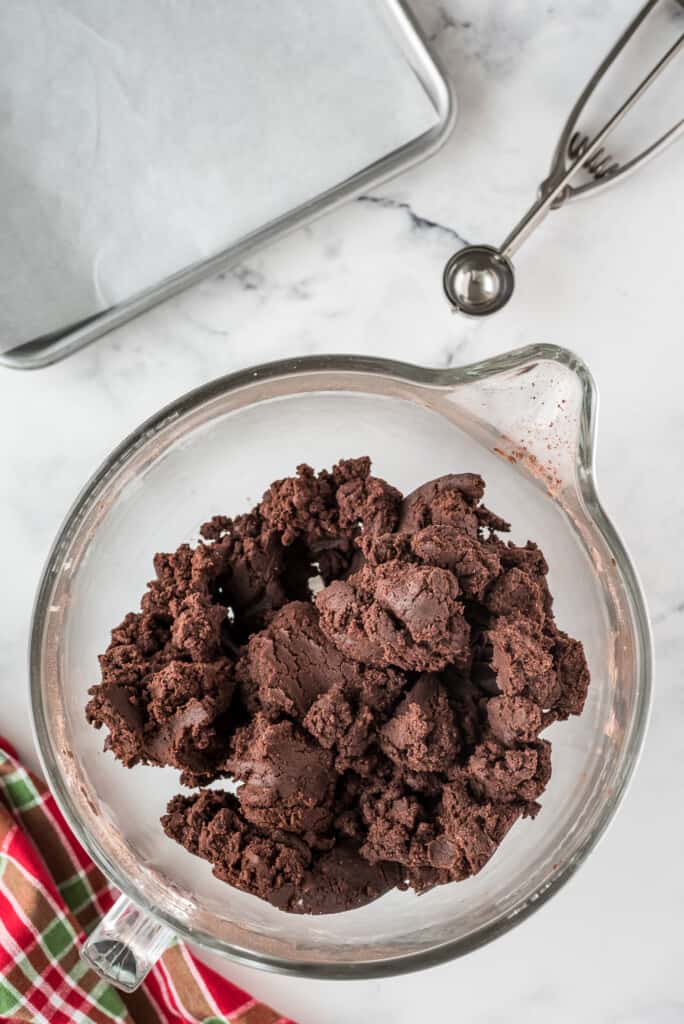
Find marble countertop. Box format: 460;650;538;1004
3;2;684;1021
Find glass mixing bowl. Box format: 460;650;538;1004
30;345;652;990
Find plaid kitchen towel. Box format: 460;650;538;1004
0;737;295;1024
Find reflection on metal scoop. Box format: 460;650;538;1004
443;0;684;316
443;246;515;318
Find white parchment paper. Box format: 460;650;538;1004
0;0;438;350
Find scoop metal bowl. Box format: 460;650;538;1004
443;246;515;317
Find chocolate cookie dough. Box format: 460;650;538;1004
86;458;590;914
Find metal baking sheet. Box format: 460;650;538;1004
0;0;454;369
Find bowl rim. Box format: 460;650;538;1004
30;343;653;979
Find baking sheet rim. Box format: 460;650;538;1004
1;0;456;370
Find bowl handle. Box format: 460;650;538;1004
80;894;174;992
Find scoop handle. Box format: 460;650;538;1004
81;894;173;992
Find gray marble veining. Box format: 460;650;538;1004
1;2;683;1021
